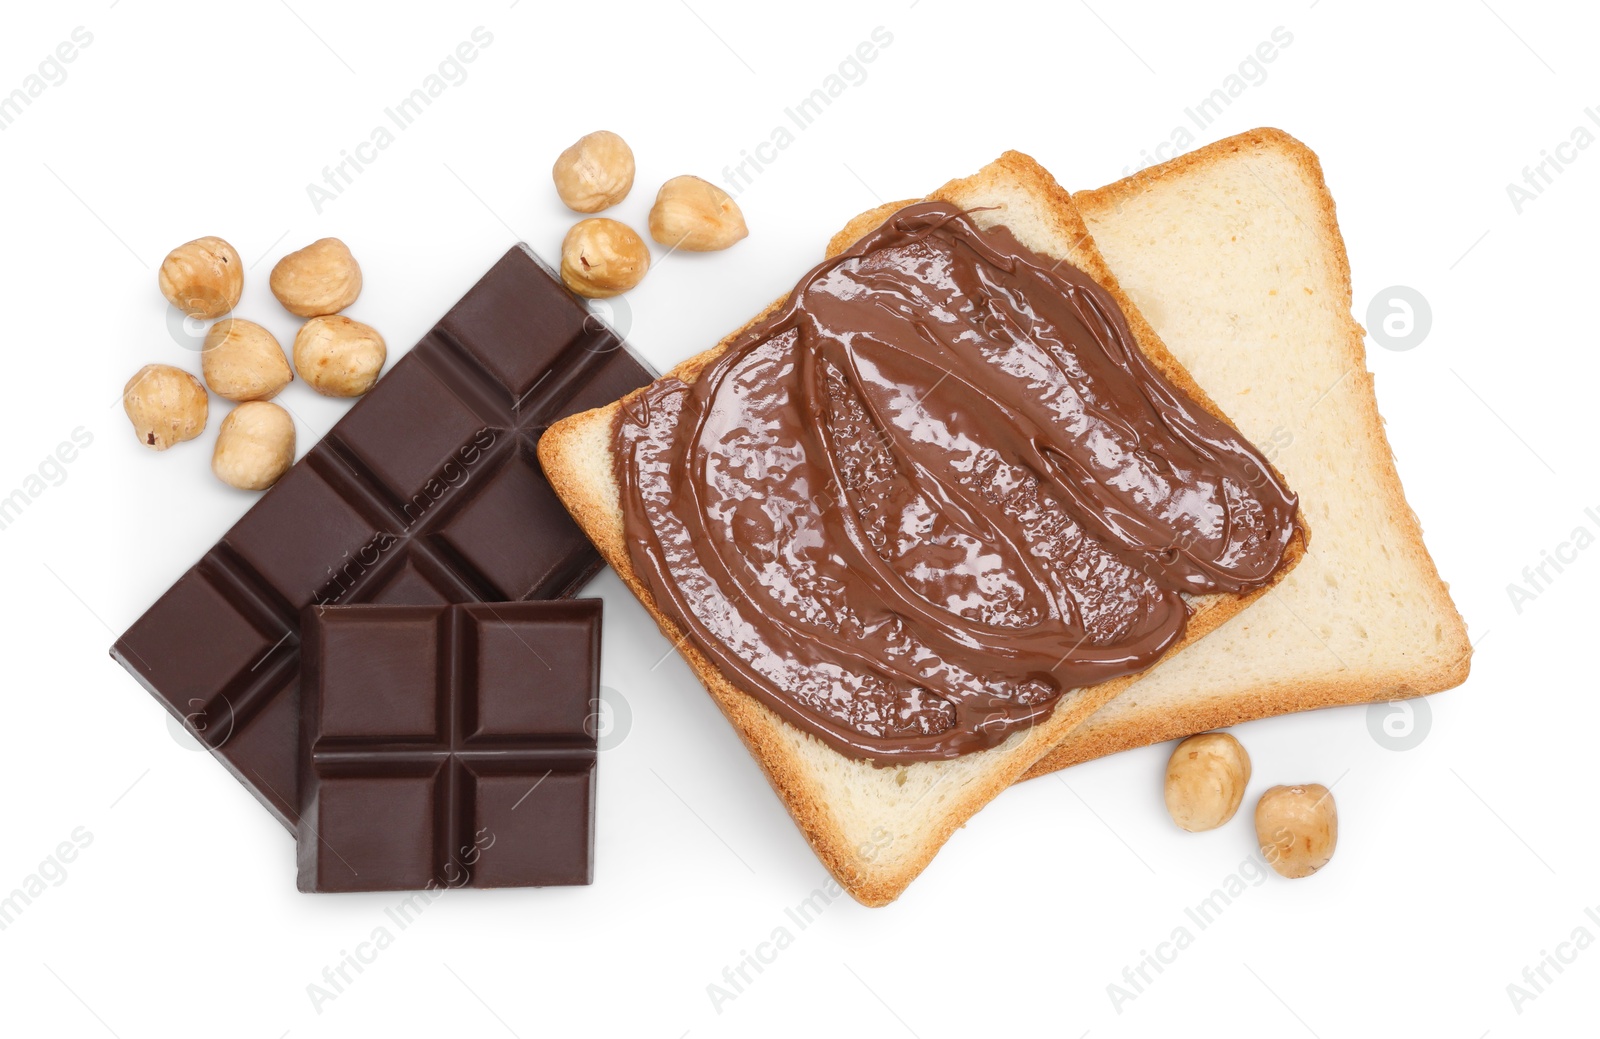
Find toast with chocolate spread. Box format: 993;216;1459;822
539;151;1306;905
1012;129;1470;777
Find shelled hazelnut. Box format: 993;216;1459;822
212;402;295;490
293;316;386;397
270;238;363;317
560;218;650;298
202;318;292;402
123;365;208;450
158;237;243;319
648;176;747;251
552;131;635;213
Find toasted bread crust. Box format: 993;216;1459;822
540;149;1303;905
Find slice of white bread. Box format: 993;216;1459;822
1021;128;1469;779
539;152;1305;906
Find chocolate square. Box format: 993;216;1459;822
467;604;599;738
359;551;476;607
224;463;391;613
315;611;440;739
114;568;286;727
333;359;490;502
433;448;595;601
297;600;600;892
470;769;593;887
435;250;596;401
311;773;441;891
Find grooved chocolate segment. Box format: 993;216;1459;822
226;464;389;614
467;605;600;738
362;553;468;607
298;601;600;892
115;569;284;725
471;770;592;887
334;358;491;502
433;447;594;601
314;773;440;890
111;246;650;833
435;255;597;402
317;613;439;739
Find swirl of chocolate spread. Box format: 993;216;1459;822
614;202;1300;762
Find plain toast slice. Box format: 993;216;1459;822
1022;128;1470;778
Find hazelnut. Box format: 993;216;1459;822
551;130;635;213
158;236;243;319
293;315;386;397
560;218;649;298
269;238;363;317
1256;784;1338;879
123;364;208;451
212;402;295;490
1163;732;1251;832
202;318;292;402
648;175;748;251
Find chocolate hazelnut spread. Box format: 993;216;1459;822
614;202;1300;762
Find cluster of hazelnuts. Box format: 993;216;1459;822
1162;731;1338;879
124;237;385;490
552;130;748;297
125;130;741;487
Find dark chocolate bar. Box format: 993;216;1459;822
112;245;652;832
298;601;599;892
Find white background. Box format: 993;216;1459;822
1;0;1593;1035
